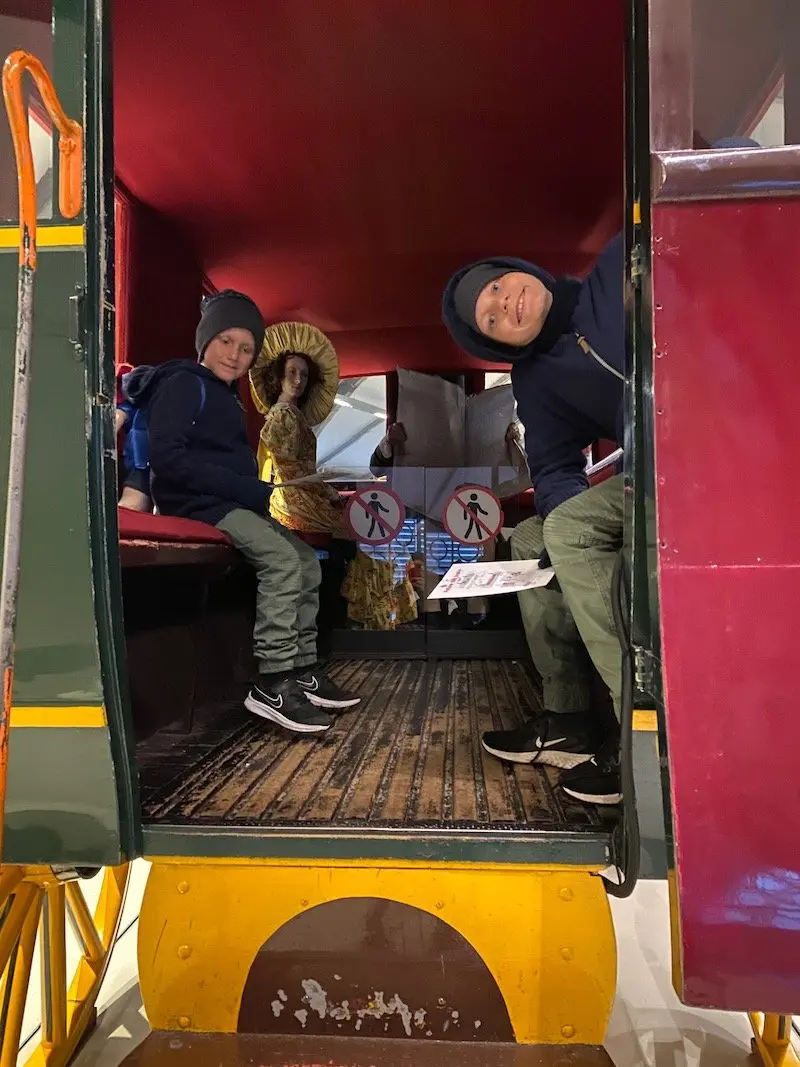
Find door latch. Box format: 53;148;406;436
68;284;86;361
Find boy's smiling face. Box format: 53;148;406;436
202;328;256;382
474;272;552;346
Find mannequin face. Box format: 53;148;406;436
474;272;552;346
280;354;310;404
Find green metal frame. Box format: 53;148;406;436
142;824;612;866
83;0;141;860
625;0;662;714
625;0;669;878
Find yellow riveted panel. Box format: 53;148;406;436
137;858;617;1045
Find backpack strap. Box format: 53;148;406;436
126;407;150;471
123;372;207;473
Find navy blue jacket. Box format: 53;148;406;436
148;360;270;526
442;233;625;519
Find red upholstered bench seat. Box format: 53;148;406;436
118;509;231;543
117;508;331;566
118;508;235;568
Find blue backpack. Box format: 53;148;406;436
118;361;207;479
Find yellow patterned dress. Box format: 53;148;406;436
260;402;417;628
259;401;347;536
341;550;418;630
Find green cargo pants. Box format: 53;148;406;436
510;474;623;717
216;508;321;675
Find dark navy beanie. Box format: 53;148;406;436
453;264;508;328
195;289;265;360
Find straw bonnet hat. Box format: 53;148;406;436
249;321;339;427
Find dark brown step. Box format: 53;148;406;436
121;1032;614;1067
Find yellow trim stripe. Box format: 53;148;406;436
145;856;607;872
0;224;85;249
12;705;652;733
633;709;657;732
10;705;106;728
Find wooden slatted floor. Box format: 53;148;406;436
138;659;606;833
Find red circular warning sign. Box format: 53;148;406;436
345;485;406;546
443;485;503;546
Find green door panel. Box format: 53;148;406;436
0;250;102;705
4;726;120;865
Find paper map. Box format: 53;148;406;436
270;468;387;487
427;560;555;600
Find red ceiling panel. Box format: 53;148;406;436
113;0;625;369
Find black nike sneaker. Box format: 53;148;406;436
560;737;622;805
245;676;333;733
481;712;597;770
294;669;361;710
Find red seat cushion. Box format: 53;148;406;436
118;508;231;544
503;488;534;511
295;531;331;548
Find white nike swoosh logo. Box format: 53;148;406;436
258;691;283;709
539;736;567;748
296;677;319;692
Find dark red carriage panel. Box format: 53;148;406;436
652;197;800;1012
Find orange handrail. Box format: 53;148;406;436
0;52;82;860
1;50;82;267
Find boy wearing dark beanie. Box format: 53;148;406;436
148;290;360;733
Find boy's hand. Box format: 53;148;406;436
387;422;407;447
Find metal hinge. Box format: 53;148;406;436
630;242;645;282
633;645;657;696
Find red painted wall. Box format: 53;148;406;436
114;186;203;369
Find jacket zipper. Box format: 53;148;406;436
575;333;625;382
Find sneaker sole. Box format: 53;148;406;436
481;740;593;770
561;785;622;805
245;694;331;734
304;693;362;709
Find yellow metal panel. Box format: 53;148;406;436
137;858;617;1045
0;224;84;249
9;706;106;728
633;709;657;732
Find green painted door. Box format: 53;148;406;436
0;0;138;866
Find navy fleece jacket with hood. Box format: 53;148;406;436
442;233;625;520
147;360;271;526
